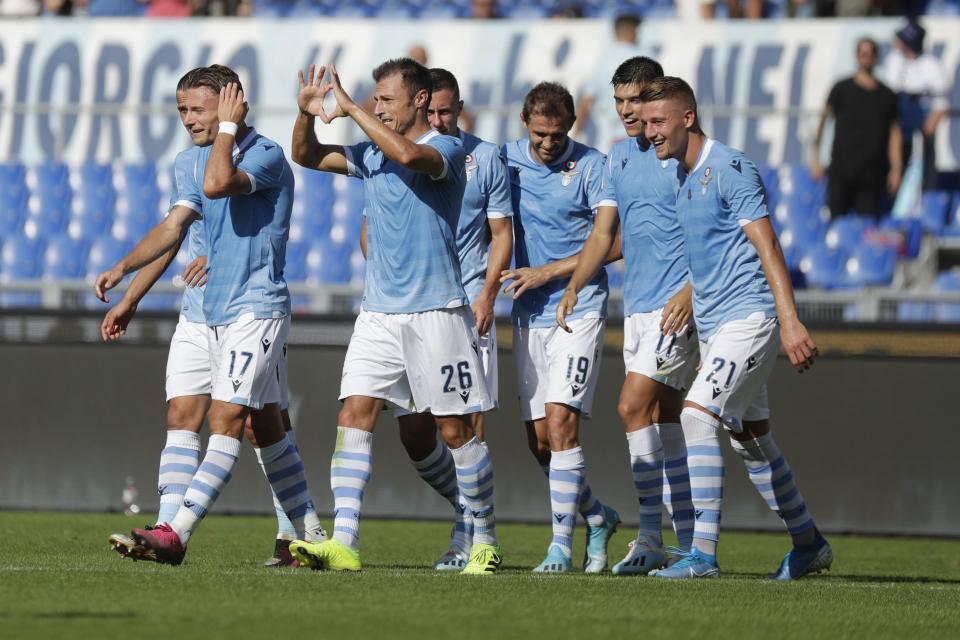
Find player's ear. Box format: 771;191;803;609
414;88;429;109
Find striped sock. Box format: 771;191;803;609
450;437;497;546
156;430;201;525
170;434;241;543
548;447;586;559
731;432;815;537
539;459;604;527
330;427;373;550
658;422;694;550
257;433;325;542
626;427;664;542
255;436;296;541
412;442;472;551
681;408;724;560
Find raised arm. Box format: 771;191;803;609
204;83;253;199
742;217;817;372
292;64;350;174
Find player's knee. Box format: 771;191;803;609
207;402;246;438
617;394;656;427
545;414;579;451
398;418;439;461
166;402;203;432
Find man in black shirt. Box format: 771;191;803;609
812;37;902;219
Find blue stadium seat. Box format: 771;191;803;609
0;162;26;188
799;245;848;290
606;261;625;289
0;198;25;237
845;243;896;287
878;216;923;259
68;198;116;242
306;239;353;284
825;215;871;253
43;235;89;280
920;190;952;233
23;204;70;240
1;235;45;280
934;269;960;323
283;240;310;283
87;236;132;279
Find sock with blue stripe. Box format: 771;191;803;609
450;437;497;546
330;426;373;550
681;408;724;561
657;422;695;550
730;432;815;541
170;434;241;544
548;447;587;559
256;432;326;542
156;429;201;526
626;426;664;543
539;459;604;528
412;441;472;552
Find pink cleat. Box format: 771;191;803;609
131;523;186;566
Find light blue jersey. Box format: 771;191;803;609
504;138;615;328
346;129;468;314
457;131;513;303
190;128;294;326
674;139;775;338
603;138;687;316
170;146;205;324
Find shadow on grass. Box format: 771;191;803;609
722;570;960;585
33;611;137;619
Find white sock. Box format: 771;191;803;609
681;408;723;559
412;442;471;551
330;427;373;550
156;430;201;525
170;434;241;544
548;447;586;558
626;426;664;543
658;422;694;550
450;437;497;546
257;433;325;542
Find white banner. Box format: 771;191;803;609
0;17;957;168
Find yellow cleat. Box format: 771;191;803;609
288;539;361;572
461;543;502;575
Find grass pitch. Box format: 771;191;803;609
1;512;958;640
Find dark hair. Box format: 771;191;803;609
372;58;433;104
521;82;576;127
856;37;878;55
429;67;460;102
613;14;641;33
611;56;664;88
176;64;243;95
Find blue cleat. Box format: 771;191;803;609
653;548;720;579
772;532;833;580
533;544;574;573
583;505;621;573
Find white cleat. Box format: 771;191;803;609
612;538;668;576
434;546;470;571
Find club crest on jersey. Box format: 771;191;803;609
561;160;579;187
699;166;713;195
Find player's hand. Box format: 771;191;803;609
183;256;208;288
314;64;353;124
780;319;818;373
500;266;549;300
94;265;124;303
556;288;578;333
887;167;902;195
298;64;330;118
218;82;248;126
810;159;824;182
660;283;693;335
101;298;137;342
471;294;495;337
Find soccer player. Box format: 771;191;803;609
499;82;619;573
286;59;500;574
366;67;511;571
555;57;697;575
638;76;832;579
95;66;323;565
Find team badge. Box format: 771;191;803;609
561;160;579;187
699;166;713;196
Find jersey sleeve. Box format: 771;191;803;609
344;141;373;180
586;152;616;210
169;150;202;216
721;154;770;224
427;135;466;182
237;141;287;194
483;147;513;219
600;150;617;206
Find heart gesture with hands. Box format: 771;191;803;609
298;63;355;124
218;82;248;125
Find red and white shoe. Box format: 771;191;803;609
131;523;186;566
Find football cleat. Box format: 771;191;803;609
653;548;719;579
612;537;668;576
772;532;833;580
264;538;299;568
434;547;470;571
130;523;186;566
288;539;361;572
583;505;621;573
461;543;502;575
533;544;573;573
108;531;157;562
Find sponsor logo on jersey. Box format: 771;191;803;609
700;167;713;195
746;355;759;371
232;379;242;392
621;157;629;170
712;386;722;399
553;513;567;524
730;159;742;173
459;390;471;404
261;338;271;353
570;384;582;395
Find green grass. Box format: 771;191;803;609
1;513;958;640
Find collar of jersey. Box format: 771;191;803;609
232;127;257;159
416;129;440;144
523;137;574;169
691;138;714;174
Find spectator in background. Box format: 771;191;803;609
42;0;72;14
573;14;644;151
881;19;950;191
147;0;203;16
812;37;901;219
471;0;499;18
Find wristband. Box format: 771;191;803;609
218;122;239;137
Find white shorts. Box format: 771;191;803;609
165;317;212;401
340;307;492;417
208;313;290;410
623;309;699;391
685;312;779;432
514;317;605;421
